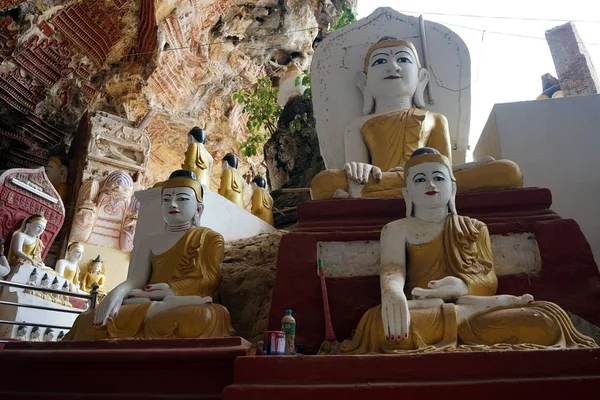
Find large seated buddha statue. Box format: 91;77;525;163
64;170;234;340
338;148;596;353
311;38;522;199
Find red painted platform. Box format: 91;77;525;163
223;349;600;399
270;188;600;352
0;337;251;400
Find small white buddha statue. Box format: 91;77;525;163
8;214;48;269
44;328;55;342
0;238;10;279
64;170;234;340
37;273;52;301
55;242;84;292
16;325;28;341
30;327;41;342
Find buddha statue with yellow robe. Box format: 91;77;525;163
310;38;523;200
8;214;47;269
80;255;106;295
64;170;233;340
182;127;213;188
250;176;274;226
55;242;84;292
337;148;596;354
219;153;246;208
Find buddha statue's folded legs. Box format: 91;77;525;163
311;159;523;200
65;301;232;340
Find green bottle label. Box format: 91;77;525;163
281;321;296;335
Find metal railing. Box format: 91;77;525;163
0;280;99;343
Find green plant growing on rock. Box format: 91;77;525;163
330;1;357;31
290;69;313;133
233;76;282;157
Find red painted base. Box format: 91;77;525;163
269;188;600;352
223;349;600;399
0;337;251;400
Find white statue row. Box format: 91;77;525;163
15;325;66;342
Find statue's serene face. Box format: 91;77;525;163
26;220;47;237
366;45;419;98
161;186;201;226
405;162;453;211
67;247;83;263
91;262;102;274
45;161;61;183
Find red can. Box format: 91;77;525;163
263;331;286;355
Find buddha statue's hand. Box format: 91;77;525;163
344;162;383;185
411;276;468;302
381;290;410;341
127;283;176;300
93;288;127;327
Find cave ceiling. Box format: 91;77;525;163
0;0;351;190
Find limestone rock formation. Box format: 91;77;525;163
0;0;351;194
264;96;324;228
218;230;284;342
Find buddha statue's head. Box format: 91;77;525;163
252;175;267;191
66;242;84;264
222;153;239;171
44;328;55;341
357;37;429;115
31;326;40;340
45;156;68;185
402;147;457;218
51;277;60;290
161;169;204;228
90;255;103;274
188;126;207;145
23;214;47;238
41;273;50;287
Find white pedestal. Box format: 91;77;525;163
474;94;600;264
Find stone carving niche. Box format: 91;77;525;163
84;111;151;182
69;171;138;252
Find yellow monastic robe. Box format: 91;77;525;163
81;272;106;294
219;168;245;208
8;236;44;267
339;215;597;354
182;143;212;187
310;108;523;199
64;227;233;340
251;188;274;226
62;266;81;288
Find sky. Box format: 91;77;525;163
356;0;600;156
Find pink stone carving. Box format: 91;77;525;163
0;167;65;260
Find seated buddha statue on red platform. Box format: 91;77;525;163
338;148;596;353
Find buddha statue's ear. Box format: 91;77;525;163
356;71;374;115
413;68;430;108
402;187;413;218
448;181;457;215
194;202;204;226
